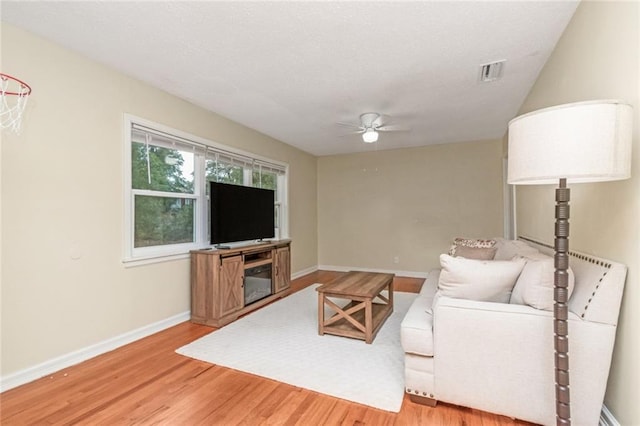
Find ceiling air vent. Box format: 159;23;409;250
479;60;506;83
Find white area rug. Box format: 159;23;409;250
176;284;417;412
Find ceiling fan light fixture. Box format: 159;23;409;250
362;128;379;143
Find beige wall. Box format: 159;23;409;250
0;24;318;376
318;140;504;274
513;2;639;423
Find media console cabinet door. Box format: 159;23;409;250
274;246;291;293
219;255;244;317
190;253;216;323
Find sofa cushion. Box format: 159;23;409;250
438;254;526;303
510;254;575;310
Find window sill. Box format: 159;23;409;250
122;252;192;268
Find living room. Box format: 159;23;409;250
1;2;638;425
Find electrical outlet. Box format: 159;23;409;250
393;256;400;264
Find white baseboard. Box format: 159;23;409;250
292;265;318;280
600;404;620;426
0;311;190;393
318;264;430;279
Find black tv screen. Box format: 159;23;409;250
210;182;275;244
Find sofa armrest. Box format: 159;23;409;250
433;296;616;426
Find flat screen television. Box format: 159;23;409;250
209;182;275;245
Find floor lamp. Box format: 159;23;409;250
507;100;633;426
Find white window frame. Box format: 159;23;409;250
123;114;289;266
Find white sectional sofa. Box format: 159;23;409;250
400;237;627;426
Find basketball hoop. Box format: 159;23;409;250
1;73;32;133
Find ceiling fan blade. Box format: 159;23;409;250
338;130;365;137
336;121;363;130
377;125;411;132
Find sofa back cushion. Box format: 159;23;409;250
493;237;540;260
438;254;526;303
510;254;575;310
517;237;627;325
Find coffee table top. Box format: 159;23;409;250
316;271;395;298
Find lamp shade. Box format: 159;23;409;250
508;100;633;185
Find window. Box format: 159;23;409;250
124;115;288;264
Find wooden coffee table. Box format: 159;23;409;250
316;271;395;344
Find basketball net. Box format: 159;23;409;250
1;73;32;134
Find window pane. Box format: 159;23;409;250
205;159;244;185
132;142;194;193
134;195;195;248
252;170;277;191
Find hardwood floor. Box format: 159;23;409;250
0;271;534;425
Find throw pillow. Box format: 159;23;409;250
448;237;496;256
454;245;497;260
437;254;526;303
511;255;575;310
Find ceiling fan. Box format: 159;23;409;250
337;112;410;143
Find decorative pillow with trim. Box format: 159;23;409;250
454;245;497;260
437;254;526;303
448;237;497;256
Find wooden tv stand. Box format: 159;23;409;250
190;240;291;327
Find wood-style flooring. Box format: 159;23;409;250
0;271;534;425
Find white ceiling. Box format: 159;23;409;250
1;1;579;156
